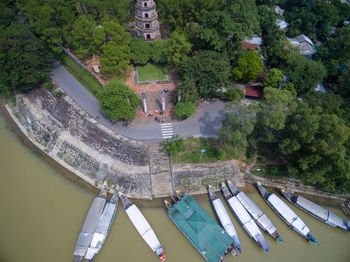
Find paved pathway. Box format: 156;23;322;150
51;64;233;142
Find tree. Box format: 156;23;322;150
130;38;153;65
66;15;96;58
232;51;263;82
179;50;230;96
0;23;52;96
0;0;17;28
285;56;326;95
175;78;200;104
150;39;168;64
98;81;140;121
263;68;283;88
167;31;192;68
278;101;350;192
174;102;196;118
224;88;245;102
257;87;297;141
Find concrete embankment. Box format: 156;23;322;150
2;88;349;205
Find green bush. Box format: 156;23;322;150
54;90;63;98
174;102;196;118
163;135;185;156
45;82;54;91
224;88;245;101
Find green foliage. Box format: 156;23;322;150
219;106;257;157
179;50;230;96
45;82;54;91
279;100;350;192
285;56;326;95
224;88;245;102
0;23;52;96
130;38;167;65
175;78;200;104
232;52;263;82
98;81;140;121
0;0;17;28
54;90;63;98
167;31;192;68
163;135;185;156
263;68;283;88
174;102;196;118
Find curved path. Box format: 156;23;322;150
51;64;232;142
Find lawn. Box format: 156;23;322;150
172;137;241;163
137;63;167;82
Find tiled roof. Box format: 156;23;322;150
245;87;263;98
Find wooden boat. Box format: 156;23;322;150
74;181;108;262
84;185;119;261
281;189;350;232
221;182;270;253
227;180;283;243
257;182;318;245
165;192;235;262
119;190;166;262
207;185;241;255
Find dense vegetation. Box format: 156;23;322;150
1;0;350;192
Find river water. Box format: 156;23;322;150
0;112;349;262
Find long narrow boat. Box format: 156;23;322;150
119;191;166;262
221;182;270;253
257;182;318;245
74;181;108;262
84;185;119;261
165;193;235;262
227;180;283;243
281;189;350;232
207;185;241;255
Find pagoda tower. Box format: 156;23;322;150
135;0;161;40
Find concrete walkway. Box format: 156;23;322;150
51;64;232;142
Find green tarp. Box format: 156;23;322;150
169;195;233;262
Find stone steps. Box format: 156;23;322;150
148;143;174;198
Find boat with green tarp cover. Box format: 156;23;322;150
165;193;235;262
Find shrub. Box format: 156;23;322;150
54;90;63;98
45;82;54;91
174;102;196;118
224;88;245;101
163;135;185;156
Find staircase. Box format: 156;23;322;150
148;143;174;198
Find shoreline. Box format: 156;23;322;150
1;94;349;207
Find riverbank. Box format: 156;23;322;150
1;89;349;206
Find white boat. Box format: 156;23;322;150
221;182;270;253
119;191;166;261
73;181;108;262
207;185;241;255
84;186;119;261
227;180;283;243
257;182;318;245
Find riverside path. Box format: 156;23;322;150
51;64;233;142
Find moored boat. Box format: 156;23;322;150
281;189;350;232
227;180;283;243
207;185;241;255
73;181;108;262
257;182;318;245
119;190;166;262
165;193;235;262
221;182;270;253
84;185;119;261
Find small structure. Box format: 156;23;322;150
287;34;316;57
241;35;262;50
245;87;263;99
135;0;161;40
276;19;289;32
91;54;101;74
274;5;285;16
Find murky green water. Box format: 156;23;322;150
0;112;349;262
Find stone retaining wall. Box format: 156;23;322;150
7;88;152;199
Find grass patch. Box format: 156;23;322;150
137;63;167;82
171;137;240;163
61;55;102;97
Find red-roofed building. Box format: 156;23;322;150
245;87;263;98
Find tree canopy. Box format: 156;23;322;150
232;51;263;82
98;81;140;121
167;31;192;68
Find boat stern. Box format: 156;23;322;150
307;233;319;246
